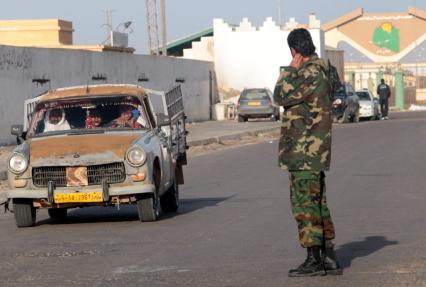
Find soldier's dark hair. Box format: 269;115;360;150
287;28;316;57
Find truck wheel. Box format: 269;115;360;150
137;193;160;222
13;199;36;227
161;179;179;213
238;115;245;122
48;208;67;220
137;171;161;222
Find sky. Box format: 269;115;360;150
2;0;426;54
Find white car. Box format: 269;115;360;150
355;89;380;120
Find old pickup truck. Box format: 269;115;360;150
7;84;188;227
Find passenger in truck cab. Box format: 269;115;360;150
108;105;143;128
85;109;103;129
43;108;71;132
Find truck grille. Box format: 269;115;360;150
32;162;126;187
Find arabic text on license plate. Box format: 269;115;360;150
54;192;103;203
248;101;261;106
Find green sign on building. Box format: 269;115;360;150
372;23;400;53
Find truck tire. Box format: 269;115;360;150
137;171;161;222
13;199;36;227
238;115;246;122
161;179;179;213
48;208;67;220
137;193;160;222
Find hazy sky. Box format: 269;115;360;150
2;0;426;54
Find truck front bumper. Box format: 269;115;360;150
7;184;155;199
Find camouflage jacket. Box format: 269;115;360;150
273;55;332;171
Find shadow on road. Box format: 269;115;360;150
336;236;398;269
36;196;233;226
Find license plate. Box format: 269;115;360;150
248;101;261;106
54;191;103;203
66;166;88;187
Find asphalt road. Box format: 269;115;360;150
1;111;426;287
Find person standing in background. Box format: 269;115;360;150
377;79;391;120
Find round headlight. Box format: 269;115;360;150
126;147;146;166
9;153;28;174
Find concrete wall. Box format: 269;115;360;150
0;19;73;46
0;45;218;145
212;16;325;100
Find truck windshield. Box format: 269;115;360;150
28;95;151;137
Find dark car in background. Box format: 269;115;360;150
332;83;360;123
237;88;280;122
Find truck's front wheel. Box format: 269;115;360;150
13;199;36;227
137;193;160;222
137;171;161;222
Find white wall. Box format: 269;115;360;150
183;36;215;62
213;16;325;98
0;45;218;145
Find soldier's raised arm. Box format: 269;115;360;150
273;64;322;108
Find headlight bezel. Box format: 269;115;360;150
126;147;147;167
8;152;29;174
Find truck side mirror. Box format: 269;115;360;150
11;124;24;137
156;113;170;127
11;124;26;144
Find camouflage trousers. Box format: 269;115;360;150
289;171;335;248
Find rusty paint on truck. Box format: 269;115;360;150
29;133;140;161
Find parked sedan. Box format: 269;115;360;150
332;83;360;123
356;89;380;120
237;88;280;122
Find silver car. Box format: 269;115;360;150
356;89;380;120
237;88;280;122
7;84;187;227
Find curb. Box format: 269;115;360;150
188;126;280;147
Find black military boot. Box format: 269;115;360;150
322;241;343;275
288;246;326;277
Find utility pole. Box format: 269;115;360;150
145;0;160;55
101;9;114;46
160;0;167;55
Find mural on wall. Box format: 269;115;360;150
372;22;400;53
323;7;426;62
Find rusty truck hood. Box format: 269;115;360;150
29;133;142;167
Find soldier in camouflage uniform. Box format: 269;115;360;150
273;28;342;277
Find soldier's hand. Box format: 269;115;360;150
290;53;303;69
